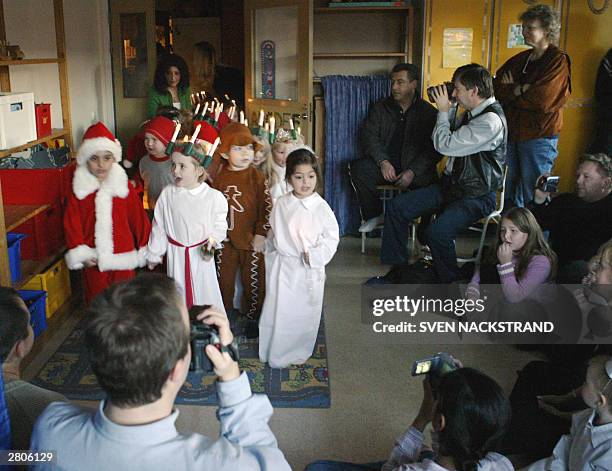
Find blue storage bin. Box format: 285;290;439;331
7;233;27;283
18;290;47;338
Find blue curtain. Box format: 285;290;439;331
0;372;11;449
322;75;390;235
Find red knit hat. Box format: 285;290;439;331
216;111;231;131
143;116;175;146
218;123;259;155
193;120;219;145
76;122;122;166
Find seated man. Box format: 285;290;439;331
30;274;290;470
529;152;612;283
369;63;506;284
0;286;66;450
349;63;441;232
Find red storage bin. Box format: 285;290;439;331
35;103;52;139
0;163;75;261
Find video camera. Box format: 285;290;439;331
426;82;455;103
411;352;457;390
536;175;560;193
189;305;240;373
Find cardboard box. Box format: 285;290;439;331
0;92;37;149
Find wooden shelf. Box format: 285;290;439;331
314;52;407;58
0;129;69;159
15;247;65;290
315;6;411;13
4;204;50;232
0;58;64;66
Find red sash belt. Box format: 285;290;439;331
167;236;207;308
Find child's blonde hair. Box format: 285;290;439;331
253;135;276;185
598;239;612;267
493;207;557;280
173;133;208;183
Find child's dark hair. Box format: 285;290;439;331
285;148;321;184
436;368;511;471
493;207;557;280
0;286;29;361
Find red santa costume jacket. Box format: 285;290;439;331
64;163;151;303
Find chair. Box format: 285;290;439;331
456;165;508;265
360;184;416;255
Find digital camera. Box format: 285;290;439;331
536;175;560;193
411;352;457;390
426;82;455;103
189;305;239;373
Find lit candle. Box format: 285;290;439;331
224;94;230;101
200;90;206;98
264;122;269;132
297;126;301;136
194;103;200;116
214;106;221;122
190;124;201;143
258;109;265;127
190;93;195;105
170;123;181;143
269;116;275;135
208;137;221;156
239;110;245;124
244;118;248;128
202;101;209;116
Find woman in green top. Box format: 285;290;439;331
147;54;192;118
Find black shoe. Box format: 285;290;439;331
245;319;259;339
365;265;404;285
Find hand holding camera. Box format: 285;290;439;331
189;305;240;382
426;82;454;112
534;174;560;204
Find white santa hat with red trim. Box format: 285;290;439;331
76;122;122;166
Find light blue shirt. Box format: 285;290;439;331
431;97;505;175
30;372;291;471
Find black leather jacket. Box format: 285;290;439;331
444;101;507;201
360;96;442;188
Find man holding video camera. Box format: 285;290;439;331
30;274;290;471
529;152;612;283
370;63;506;284
350;63;441;233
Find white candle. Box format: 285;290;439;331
202;102;209;116
258;109;265;127
244;118;248;128
208;137;221;156
200;90;206;97
190;124;201;143
224;94;230;101
214;107;221;122
297;126;301;136
239;110;245;124
264;122;269;132
289;118;294;130
170;123;181;143
190;93;195;105
269;116;275;135
194;103;200;116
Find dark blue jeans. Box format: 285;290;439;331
381;184;495;283
304;460;386;471
506;137;559;208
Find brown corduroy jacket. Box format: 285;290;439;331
494;45;571;142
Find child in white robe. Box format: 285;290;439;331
146;134;228;310
259;147;339;368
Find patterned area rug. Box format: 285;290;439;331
31;316;330;408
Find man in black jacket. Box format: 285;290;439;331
349;63;441;232
368;64;507;284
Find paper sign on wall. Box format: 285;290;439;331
507;24;529;48
443;28;473;68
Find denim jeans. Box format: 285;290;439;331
505;136;559;208
381;184;496;283
304;460;386;471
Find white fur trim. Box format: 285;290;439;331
97;250;141;272
137;246;148;267
77;136;122;165
73;163;129;200
122;160;133;169
65;244;97;270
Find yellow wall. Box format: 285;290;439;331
423;0;611;192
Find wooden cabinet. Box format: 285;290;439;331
0;0;72;286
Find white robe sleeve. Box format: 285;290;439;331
307;203;339;269
208;191;229;246
146;187;169;264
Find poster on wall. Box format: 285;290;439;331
442;28;473;68
507;24;529;48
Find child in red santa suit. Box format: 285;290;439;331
64;122;151;304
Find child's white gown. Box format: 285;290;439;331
259;192;339;368
147;183;228;310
